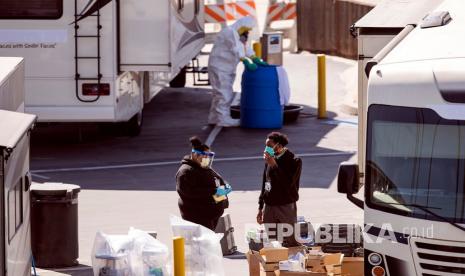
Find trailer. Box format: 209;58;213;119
339;0;465;275
0;0;205;135
0;57;36;276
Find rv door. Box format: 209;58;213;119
118;0;171;72
118;0;204;73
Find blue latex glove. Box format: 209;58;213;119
242;59;258;71
252;57;269;67
216;185;232;196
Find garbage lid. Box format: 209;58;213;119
31;182;80;199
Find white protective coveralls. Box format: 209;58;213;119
208;16;256;127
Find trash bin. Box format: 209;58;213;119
30;183;81;268
241;65;283;129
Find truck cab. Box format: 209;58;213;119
339;0;465;275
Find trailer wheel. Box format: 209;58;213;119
169;67;187;88
126;110;143;136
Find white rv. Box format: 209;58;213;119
0;110;36;276
0;57;25;113
339;0;465;275
0;57;36;276
0;0;205;135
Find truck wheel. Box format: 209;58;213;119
126;110;143;136
169;67;187;88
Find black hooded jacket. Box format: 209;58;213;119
176;157;226;222
259;149;301;210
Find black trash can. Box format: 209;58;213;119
30;183;81;268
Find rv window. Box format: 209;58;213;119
7;179;23;243
0;0;63;19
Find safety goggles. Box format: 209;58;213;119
192;149;215;157
192;149;216;168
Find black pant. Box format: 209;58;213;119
263;202;300;247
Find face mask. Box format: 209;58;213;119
264;146;275;157
201;157;212;168
240;32;249;44
193;149;215;168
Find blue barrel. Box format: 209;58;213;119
241;66;283;129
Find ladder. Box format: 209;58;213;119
74;0;103;102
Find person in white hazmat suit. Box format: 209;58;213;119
208;16;269;127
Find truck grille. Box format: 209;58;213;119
411;237;465;275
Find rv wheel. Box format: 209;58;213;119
169;67;187;88
126;110;143;136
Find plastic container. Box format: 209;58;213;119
241;66;283;129
30;183;80;268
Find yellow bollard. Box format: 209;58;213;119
173;236;185;276
317;54;327;119
253;42;262;59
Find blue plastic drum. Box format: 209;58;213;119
240;66;283;129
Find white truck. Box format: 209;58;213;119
0;0;205;135
339;0;465;275
0;57;36;276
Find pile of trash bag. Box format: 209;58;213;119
91;228;170;276
170;216;225;276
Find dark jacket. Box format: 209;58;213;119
176;157;226;224
259;150;301;210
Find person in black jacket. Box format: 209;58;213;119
257;132;302;246
176;137;229;230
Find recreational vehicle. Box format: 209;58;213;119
0;57;36;276
339;0;465;275
0;57;25;113
0;0;205;135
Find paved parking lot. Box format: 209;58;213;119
32;52;363;275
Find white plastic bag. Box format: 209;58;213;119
170;216;225;276
91;229;171;276
129;228;171;276
91;232;133;276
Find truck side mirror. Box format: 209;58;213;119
337;162;360;195
338;162;364;209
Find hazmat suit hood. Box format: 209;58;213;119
231;16;256;33
208;16;256;73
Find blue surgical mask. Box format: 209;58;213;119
264;146;275;157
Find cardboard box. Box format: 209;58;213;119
277;271;327;276
306;253;325;272
248;251;261;276
247;250;281;275
323;253;344;266
261;271;278;276
263;262;280;272
341;257;364;276
325;264;342;275
306;252;344;274
260;247;290;263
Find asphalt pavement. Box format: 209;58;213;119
32;52;363;276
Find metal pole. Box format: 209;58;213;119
317;54;327;119
173;236;185;276
253;42;262;58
